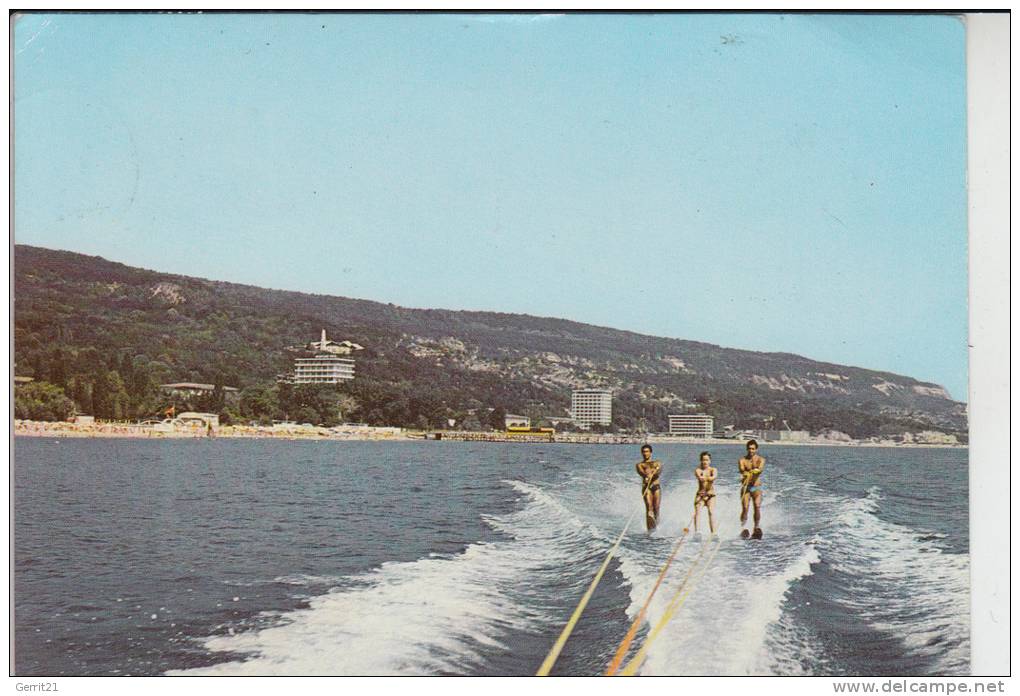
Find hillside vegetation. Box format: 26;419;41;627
13;245;967;439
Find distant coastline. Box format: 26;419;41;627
14;245;968;444
13;420;966;449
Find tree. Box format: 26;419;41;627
127;367;159;419
218;403;244;426
75;347;103;378
274;383;347;426
212;382;225;412
67;376;92;415
295;406;318;425
240;385;279;421
409;394;443;429
118;352;135;388
49;347;68;390
15;381;76;421
488;406;507;431
30;352;46;381
336;394;359;423
105;371;131;420
460;414;483;431
91;369;110;418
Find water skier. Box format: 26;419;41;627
739;439;765;539
693;451;717;534
636;444;662;532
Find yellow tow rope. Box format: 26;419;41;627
605;511;696;675
536;509;640;676
617;534;724;676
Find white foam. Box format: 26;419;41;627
762;605;830;675
168;480;610;676
636;542;819;675
608;477;821;676
167;469;968;676
269;574;350;587
819;487;970;674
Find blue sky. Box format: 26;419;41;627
13;13;968;399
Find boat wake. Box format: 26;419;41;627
169;467;968;676
168;480;625;675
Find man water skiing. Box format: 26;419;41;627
739;439;765;539
636;444;661;532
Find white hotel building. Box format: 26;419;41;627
571;388;612;428
289;330;359;384
668;413;714;437
292;355;356;383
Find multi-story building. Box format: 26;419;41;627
290;330;359;384
571;388;612;428
668;413;714;437
292;355;356;383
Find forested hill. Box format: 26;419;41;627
13;244;967;438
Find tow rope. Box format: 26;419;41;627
617;534;724;676
535;509;640;676
604;512;697;675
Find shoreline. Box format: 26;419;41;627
12;420;966;449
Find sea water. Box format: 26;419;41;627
13;438;968;675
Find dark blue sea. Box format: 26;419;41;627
13;438;969;675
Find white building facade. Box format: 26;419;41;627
289;329;360;384
505;414;531;429
762;429;810;442
292;355;356;383
668;413;714;437
571;388;612;427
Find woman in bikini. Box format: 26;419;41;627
636;444;661;532
693;451;717;534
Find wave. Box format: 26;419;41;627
606;475;821;676
610;476;967;676
167;480;617;675
810;487;970;674
167;470;969;676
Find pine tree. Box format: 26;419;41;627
49;347;68;390
91;370;110;419
212;375;226;412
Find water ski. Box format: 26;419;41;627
740;529;750;539
751;528;763;540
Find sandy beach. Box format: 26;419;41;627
12;420;964;448
13;419;406;441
